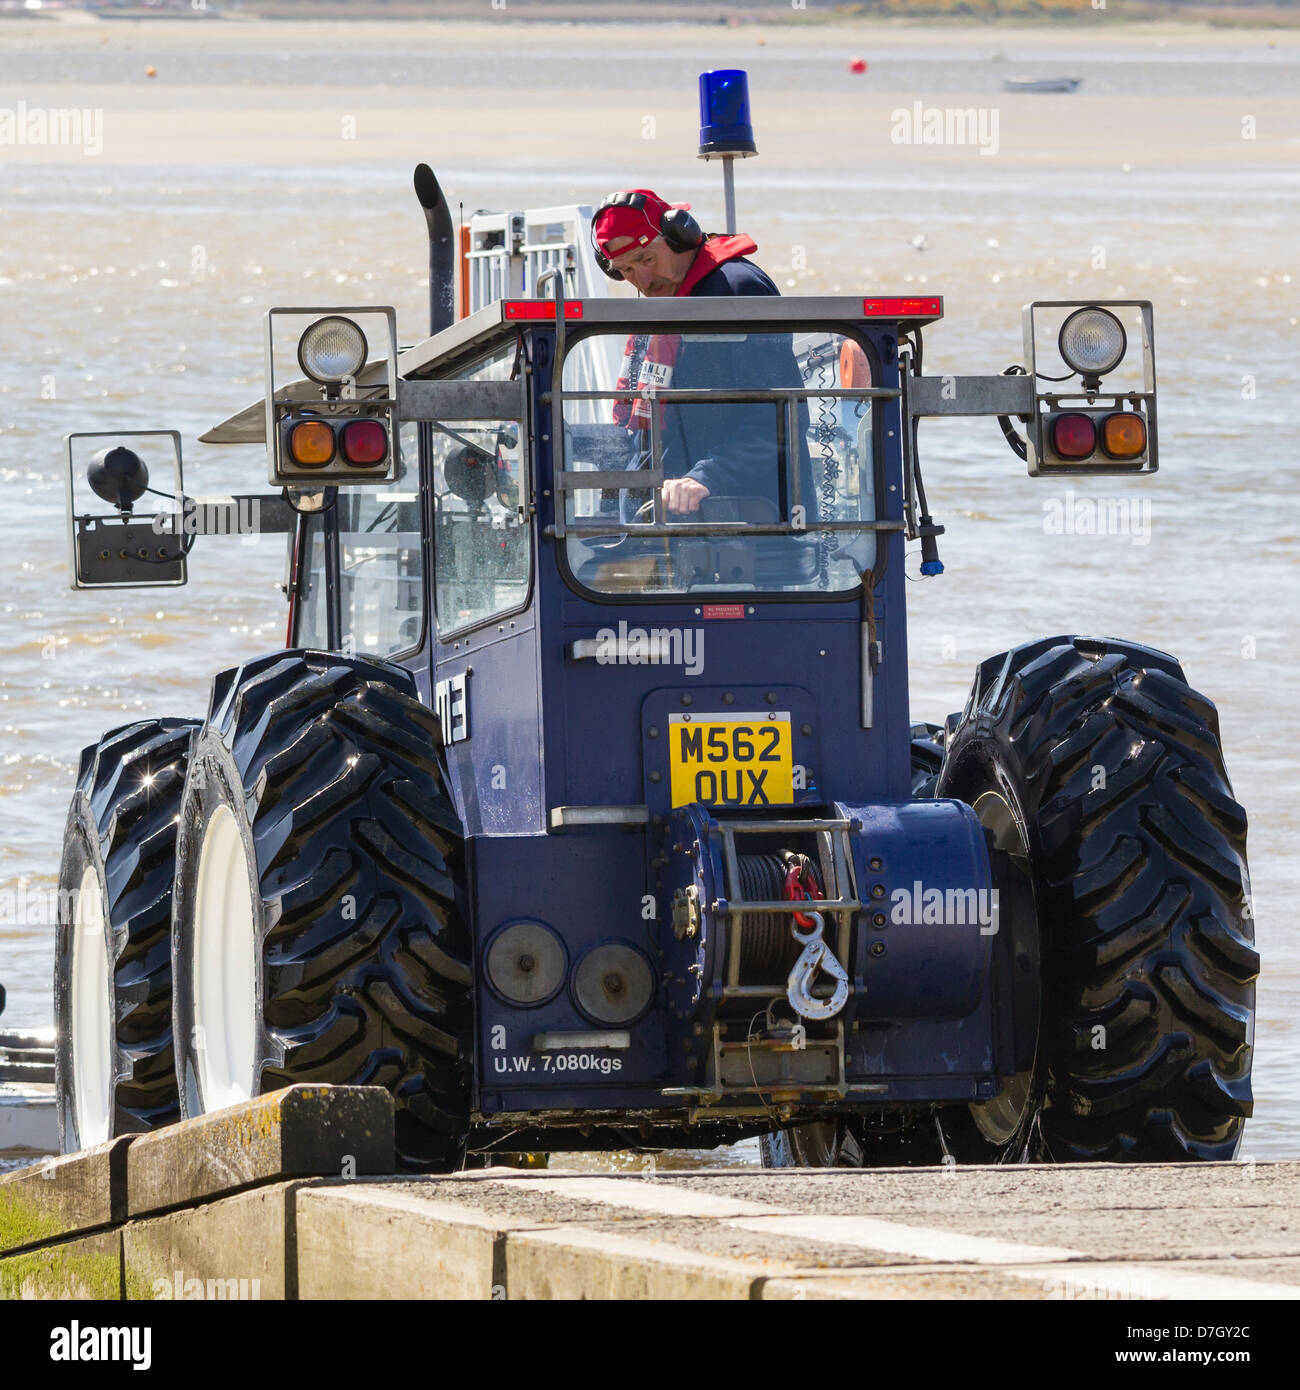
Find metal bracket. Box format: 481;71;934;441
908;373;1035;417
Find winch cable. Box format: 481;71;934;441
735;852;792;973
733;850;829;976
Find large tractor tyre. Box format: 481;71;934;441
54;718;202;1152
760;1113;943;1169
935;635;1257;1163
171;651;472;1171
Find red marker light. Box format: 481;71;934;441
862;297;943;318
1050;412;1097;460
503;300;584;320
341;420;388;466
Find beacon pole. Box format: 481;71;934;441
697;69;757;235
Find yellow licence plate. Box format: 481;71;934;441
668;711;794;809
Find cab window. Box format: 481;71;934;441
431;417;528;634
428;341;530;635
291;422;424;659
560;329;878;597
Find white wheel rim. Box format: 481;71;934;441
70;862;113;1147
969;789;1036;1147
192;804;259;1110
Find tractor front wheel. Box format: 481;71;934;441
170;651;473;1170
55;718;201;1152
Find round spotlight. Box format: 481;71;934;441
1058;306;1127;379
298;315;368;386
486;921;566;1006
573;943;654;1026
87;445;149;510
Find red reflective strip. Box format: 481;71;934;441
503;300;585;320
862;297;943;318
702;603;746;620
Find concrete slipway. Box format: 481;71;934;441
1;1086;1296;1300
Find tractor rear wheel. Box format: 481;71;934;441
760;1113;943;1168
936;635;1257;1162
170;651;472;1170
55;718;201;1152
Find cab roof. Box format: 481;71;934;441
398;293;943;380
201;294;941;444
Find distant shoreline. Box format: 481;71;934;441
6;3;1300;30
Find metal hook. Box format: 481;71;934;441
785;911;849;1021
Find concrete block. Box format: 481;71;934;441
295;1185;520;1300
0;1137;132;1256
123;1182;303;1300
127;1085;393;1217
0;1229;122;1300
505;1225;759;1300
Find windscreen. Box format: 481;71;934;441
560;328;879;597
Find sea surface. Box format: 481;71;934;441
0;20;1295;1159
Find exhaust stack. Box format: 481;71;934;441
413;163;456;338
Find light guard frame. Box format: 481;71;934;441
1022;299;1158;477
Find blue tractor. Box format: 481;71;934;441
54;141;1256;1170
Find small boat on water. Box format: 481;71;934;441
1002;76;1082;94
0;1024;58;1161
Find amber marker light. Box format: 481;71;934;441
289;420;335;467
1101;411;1147;460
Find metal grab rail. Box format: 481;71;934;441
544;386;900;404
545;519;904;538
540;265;896;542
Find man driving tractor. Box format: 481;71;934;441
591;188;811;522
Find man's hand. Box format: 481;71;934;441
661;477;710;514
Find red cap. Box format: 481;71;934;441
594;189;691;261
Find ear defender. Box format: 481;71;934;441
659;207;704;254
590;193;705;280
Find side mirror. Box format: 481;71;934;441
65;430;188;588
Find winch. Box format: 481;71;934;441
656;798;1005;1110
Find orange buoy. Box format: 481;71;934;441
849;57;867;75
145;65;157;78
